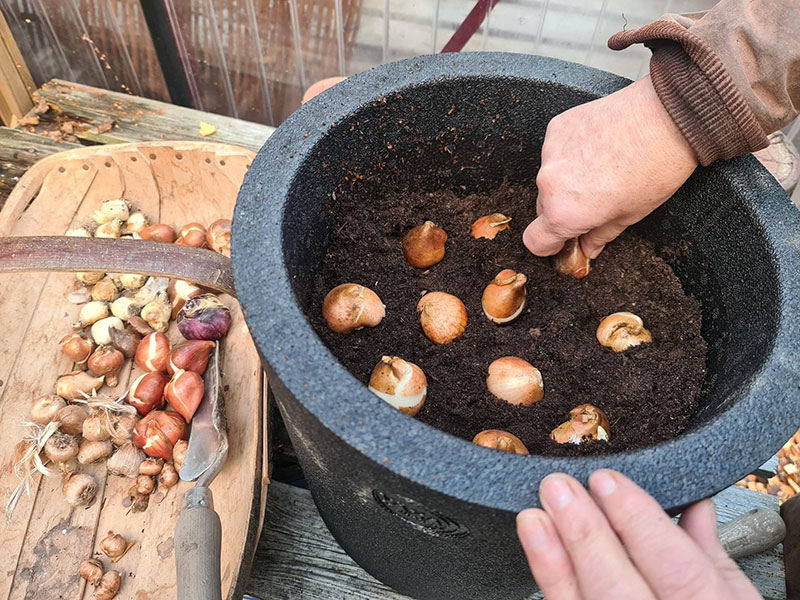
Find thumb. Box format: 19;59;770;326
523;215;570;257
579;221;627;259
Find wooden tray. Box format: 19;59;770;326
0;141;268;600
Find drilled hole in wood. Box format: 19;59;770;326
104;161;111;167
149;153;156;160
82;164;89;171
219;160;226;166
176;153;183;160
205;158;212;164
130;156;137;162
58;166;65;173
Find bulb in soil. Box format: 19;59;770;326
368;356;427;416
417;292;467;344
481;269;527;324
472;430;529;455
322;284;385;334
471;213;511;239
402;221;447;268
551;238;591;278
486;357;543;406
550;404;610;445
596;312;652;352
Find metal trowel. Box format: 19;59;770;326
174;343;229;600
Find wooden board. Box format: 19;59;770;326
245;482;786;600
0;10;34;126
0;141;268;600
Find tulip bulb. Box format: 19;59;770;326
552;238;591;278
135;332;171;372
551;404;610;444
168;340;215;375
124;211;148;234
322;284;385;334
140;223;176;243
486;357;543;406
164;369;204;421
92;199;130;224
87;347;125;387
167;279;202;319
91;316;125;346
176;222;207;247
417;292;467;344
60;332;94;366
472;430;529;455
207;219;232;256
402;221;447;268
471;213;511;239
132;410;187;460
596;312;652;352
482;269;527;324
109;326;141;358
76;300;109;328
368;356;427;416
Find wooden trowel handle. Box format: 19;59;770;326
175;487;223;600
0;236;235;297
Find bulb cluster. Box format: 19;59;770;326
320;213;655;454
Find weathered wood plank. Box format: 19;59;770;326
245;482;786;600
0;10;34;126
36;80;273;151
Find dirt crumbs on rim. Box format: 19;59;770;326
308;182;708;456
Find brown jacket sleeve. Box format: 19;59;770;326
609;0;800;166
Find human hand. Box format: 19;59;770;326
517;470;761;599
523;76;698;260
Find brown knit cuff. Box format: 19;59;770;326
609;21;768;166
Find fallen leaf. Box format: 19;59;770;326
199;121;217;137
18;116;39;126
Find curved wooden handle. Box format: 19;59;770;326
0;236;235;297
175;487;223;600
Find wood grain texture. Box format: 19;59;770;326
36;80;273;151
0;141;265;600
245;482;786;600
0;10;34;126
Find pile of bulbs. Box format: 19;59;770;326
9;199;234;599
322;214;654;455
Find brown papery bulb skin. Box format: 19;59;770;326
100;531;129;558
472;430;529;455
134;332;171;372
60;332;94;367
83;412;112;442
596;312;653;352
87;347;125;387
551;238;591;278
402;221;448;268
367;356;428;416
471;213;511;240
78;439;113;464
139;457;164;476
175;222;207;247
207;219;232;256
79;558;104;586
481;269;527;324
322;284;385;334
30;394;66;424
167;340;215;376
55;371;104;400
44;432;80;463
417;292;468;344
54;404;88;435
140;223;176;243
95;570;122;600
62;472;98;507
136;474;155;495
486;357;544;406
159;462;179;488
551;403;610;445
172;439;188;472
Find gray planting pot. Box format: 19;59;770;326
233;53;800;599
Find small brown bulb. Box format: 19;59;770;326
322;284;385;334
207;219;232;256
402;221;447;268
60;332;94;366
417;292;467;344
87;347;125;387
486;357;544;406
368;356;427;416
100;531;130;559
30;394;66;424
481;269;527;324
596;312;652;352
140;223;176;243
54;404;88;435
136;474;155;495
551;238;591;278
551;404;610;445
472;430;529;455
95;570;122;600
79;558;104;586
472;213;511;239
175;222;207;247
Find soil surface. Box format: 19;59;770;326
308;183;708;456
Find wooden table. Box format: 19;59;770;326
0;79;787;600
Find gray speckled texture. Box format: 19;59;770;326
233;53;800;599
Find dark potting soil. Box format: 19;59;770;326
308;183;708;456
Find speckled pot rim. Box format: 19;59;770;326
233;52;800;513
